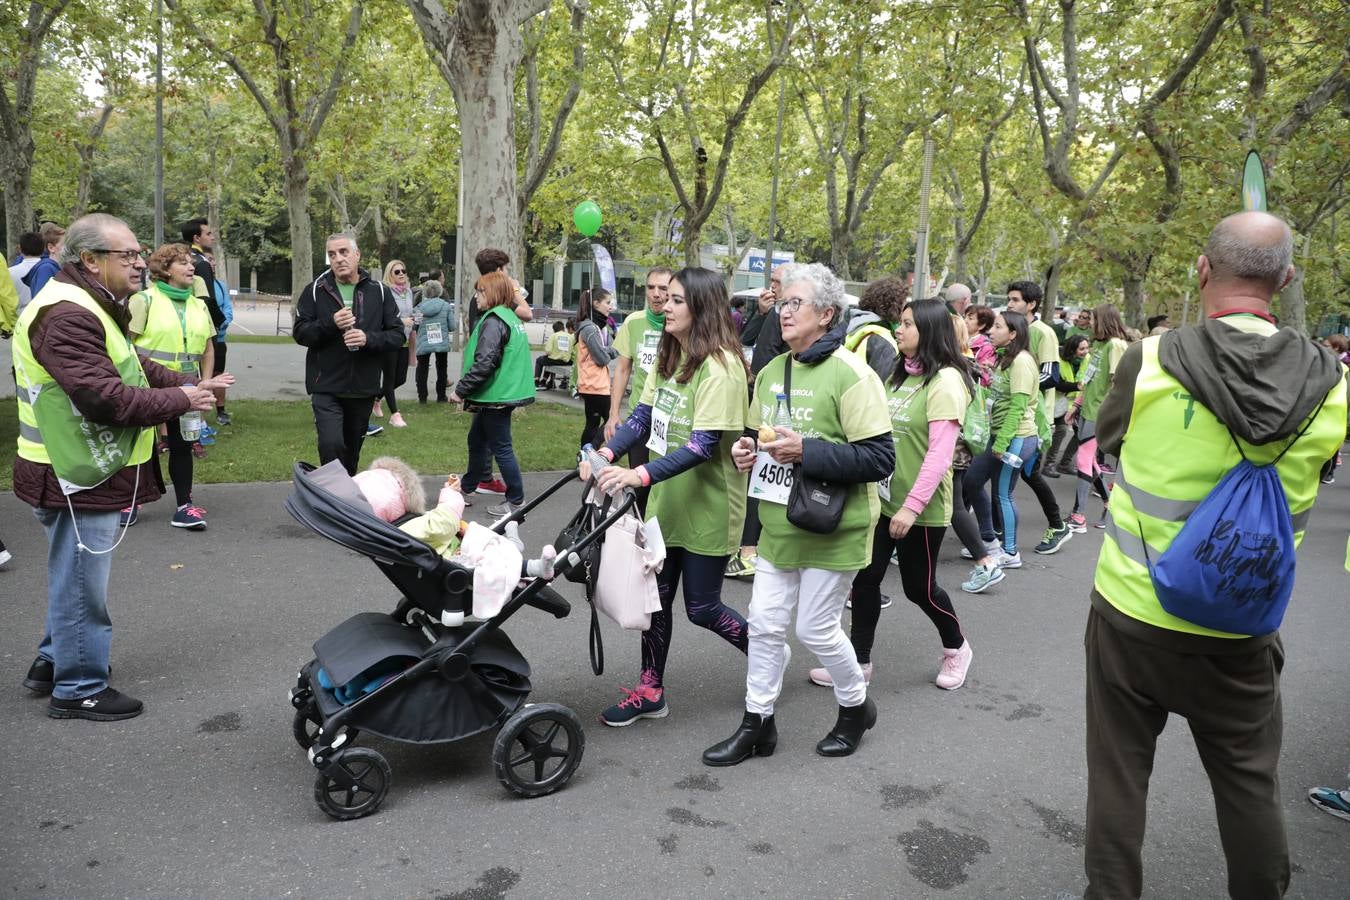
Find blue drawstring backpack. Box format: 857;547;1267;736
1141;398;1326;636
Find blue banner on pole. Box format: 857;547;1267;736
591;244;617;294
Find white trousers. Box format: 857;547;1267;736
745;557;866;715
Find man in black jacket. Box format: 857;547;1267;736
293;233;405;474
181;218;225;330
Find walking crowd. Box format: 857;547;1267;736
6;207;1349;898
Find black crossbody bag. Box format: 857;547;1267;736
782;355;848;534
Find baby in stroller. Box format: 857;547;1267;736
352;456;558;606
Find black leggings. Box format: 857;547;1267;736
949;467;986;560
380;347;409;414
162;416;195;507
640;547;748;688
579;393;610;449
850;518;964;662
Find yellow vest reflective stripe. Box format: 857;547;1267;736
12;282;155;479
131;283;214;373
844;322;896;358
1094;336;1348;637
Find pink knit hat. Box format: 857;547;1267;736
352;468;407;522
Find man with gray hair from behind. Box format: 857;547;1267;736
944;282;972;317
1081;210;1349;898
13;213;231;721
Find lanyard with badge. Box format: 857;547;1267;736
876;376;929;502
647;385;680;455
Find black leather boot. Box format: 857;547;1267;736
702;711;777;767
815;696;877;757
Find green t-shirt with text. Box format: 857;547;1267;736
616;309;665;414
1029;317;1059;423
990;350;1038;438
640;349;748;556
750;348;891;572
881;366;968;525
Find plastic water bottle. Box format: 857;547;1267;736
999;450;1023;469
773;393;793;430
180;387;203;442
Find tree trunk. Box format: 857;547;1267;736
1278;261;1307;334
1122;274;1146;329
448;30;522;319
283;158;314;297
3;161;33;252
207;190;229;290
1043;258;1065;309
682;224;700;269
830;227;853;281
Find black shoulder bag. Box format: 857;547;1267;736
782;355;848;534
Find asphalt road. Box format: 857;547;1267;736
2;466;1348;899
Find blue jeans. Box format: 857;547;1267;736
463;407;524;504
967;435;1039;555
33;506;120;700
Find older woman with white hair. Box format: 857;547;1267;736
703;263;894;766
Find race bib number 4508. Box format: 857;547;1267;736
748;451;793;505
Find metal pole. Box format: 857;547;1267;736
912;135;936;299
454;154;464;345
763;73;786;289
154;0;164;246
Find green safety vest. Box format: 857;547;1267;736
844;322;897;358
1094;337;1348;638
13;282;155;493
461;306;535;404
132;282;215;374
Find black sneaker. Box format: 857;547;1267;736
23;657;53;694
48;687;143;721
1034;524;1073;555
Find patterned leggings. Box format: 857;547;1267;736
640;547;748;688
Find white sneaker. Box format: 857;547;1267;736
996;551;1022;569
809;661;872;688
961;539;1001;560
935;642;973;690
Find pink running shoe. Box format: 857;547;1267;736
935;642;973;690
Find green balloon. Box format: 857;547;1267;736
573;200;602;237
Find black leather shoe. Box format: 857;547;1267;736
23;657;54;695
702;711;777;767
815;697;877;757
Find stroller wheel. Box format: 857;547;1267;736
292;706;322;750
313;747;390;820
493;702;585;798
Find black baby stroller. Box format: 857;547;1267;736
283;461;633;820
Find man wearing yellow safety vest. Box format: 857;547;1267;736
126;243;219;530
1083;211;1349;898
12;214;231;722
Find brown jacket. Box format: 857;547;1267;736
13;267;194;511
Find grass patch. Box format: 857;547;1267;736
0;398;585;490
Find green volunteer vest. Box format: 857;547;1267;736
1095;337;1348;638
844;322;897;358
13;282;155;493
644;350;748;556
132;282;215;374
461;306;534;404
1058;358;1087;405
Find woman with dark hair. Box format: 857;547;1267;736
963;304;997;381
450;270;535;517
1065;303;1129;531
576;287;618;449
1044;334;1090;477
843;276;904;380
584;267;750;727
961;309;1038;592
810;299;975;692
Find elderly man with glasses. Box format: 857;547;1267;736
13;213;232;721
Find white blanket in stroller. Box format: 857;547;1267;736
452;522;524;619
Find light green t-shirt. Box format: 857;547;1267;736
639;349;748;556
881;366;968;525
615;309;665;413
544;331;571;361
1029;317;1059;421
337;282;356;307
1080;337;1127;421
990;350;1038;438
749;348;891;572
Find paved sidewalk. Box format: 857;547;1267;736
2;472;1348;897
